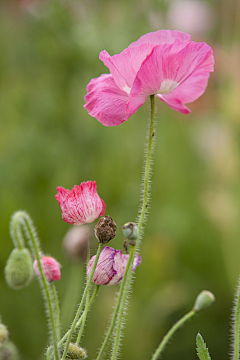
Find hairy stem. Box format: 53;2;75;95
233;278;240;360
10;212;25;250
61;244;102;359
151;310;196;360
16;211;60;360
51;284;61;342
111;94;156;360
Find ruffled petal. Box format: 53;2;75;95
128;29;191;48
99;43;153;91
87;247;116;286
84;74;130;126
127;39;214;115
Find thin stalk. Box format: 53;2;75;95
233;279;240;360
111;94;156;360
96;246;135;360
61;244;102;360
151;310;196;360
76;285;99;345
10;212;25;249
48;287;99;359
18;211;60;360
51;283;61;342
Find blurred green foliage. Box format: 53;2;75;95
0;0;240;359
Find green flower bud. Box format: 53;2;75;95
66;343;87;359
193;290;215;312
0;324;8;346
122;222;139;241
0;341;19;360
5;248;34;290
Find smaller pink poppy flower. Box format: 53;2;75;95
55;181;106;225
87;246;141;286
33;256;61;282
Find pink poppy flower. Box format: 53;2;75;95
87;246;141;286
84;29;214;126
55;181;106;225
33;256;61;282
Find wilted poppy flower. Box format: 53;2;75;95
55;181;106;225
87;246;141;286
33;256;61;282
84;29;214;126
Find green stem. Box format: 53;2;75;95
110;94;156;360
96;246;135;360
233;279;240;360
10;212;25;250
17;211;60;360
61;244;102;360
151;310;196;360
51;283;61;342
48;286;99;359
76;285;99;345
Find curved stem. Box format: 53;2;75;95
61;244;102;360
10;212;25;249
16;211;60;360
96;246;135;360
76;285;99;345
151;310;196;360
111;95;156;360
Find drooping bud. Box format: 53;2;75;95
63;225;91;262
193;290;215;312
66;343;87;359
122;222;139;240
33;255;61;282
94;216;117;244
0;341;19;360
5;248;34;290
0;324;8;346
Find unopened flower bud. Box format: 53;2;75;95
0;341;19;360
122;222;139;241
67;343;87;359
193;290;215;312
33;255;61;282
94;216;117;244
0;324;8;346
5;248;34;290
63;225;91;262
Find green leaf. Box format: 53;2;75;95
196;333;212;360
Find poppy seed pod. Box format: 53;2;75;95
95;216;117;244
122;222;139;241
5;248;34;290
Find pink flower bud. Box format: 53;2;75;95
33;256;61;282
87;246;141;286
55;181;106;225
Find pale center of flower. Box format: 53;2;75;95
157;79;179;95
123;85;131;95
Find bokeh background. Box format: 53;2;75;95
0;0;240;359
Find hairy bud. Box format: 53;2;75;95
0;324;8;346
95;216;117;244
33;255;61;282
63;225;91;262
67;343;87;359
193;290;215;312
0;341;19;360
5;248;34;290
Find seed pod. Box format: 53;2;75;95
193;290;215;312
0;341;19;360
5;248;34;290
122;222;139;241
95;216;117;244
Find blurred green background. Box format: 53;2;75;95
0;0;240;359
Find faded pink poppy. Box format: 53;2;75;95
84;30;214;126
33;256;61;282
87;246;141;286
55;181;106;225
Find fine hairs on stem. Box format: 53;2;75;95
230;274;240;360
11;211;60;360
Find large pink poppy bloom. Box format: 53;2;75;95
84;30;214;126
87;246;141;286
55;181;106;225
